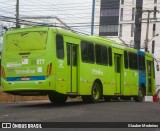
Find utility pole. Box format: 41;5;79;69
16;0;20;28
142;10;159;52
91;0;95;35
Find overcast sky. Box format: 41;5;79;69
0;0;93;50
0;0;93;34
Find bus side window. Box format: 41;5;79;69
129;52;138;70
133;54;138;69
87;43;94;63
102;46;108;65
124;51;128;68
81;42;87;62
56;35;64;59
108;47;112;66
95;44;101;64
95;44;108;66
129;52;133;69
138;55;145;70
81;41;94;63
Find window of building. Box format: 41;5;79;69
120;8;123;21
154;0;157;3
119;24;122;37
154;6;157;19
81;41;94;63
131;23;134;37
101;9;119;16
100;25;118;33
132;8;135;20
95;44;108;65
121;0;124;5
56;35;64;59
153;24;156;37
152;40;155;54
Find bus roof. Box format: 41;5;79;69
4;26;151;55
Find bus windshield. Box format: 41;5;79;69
5;31;47;52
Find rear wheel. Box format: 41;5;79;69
82;82;102;103
48;92;67;104
134;87;145;102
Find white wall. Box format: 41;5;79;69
141;0;160;85
94;0;101;36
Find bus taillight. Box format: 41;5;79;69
46;63;52;76
1;66;6;79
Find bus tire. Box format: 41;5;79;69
91;82;102;103
82;82;102;103
134;87;145;102
48;92;67;104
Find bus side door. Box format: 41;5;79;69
146;60;154;95
114;54;121;94
67;43;78;93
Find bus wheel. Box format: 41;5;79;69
134;87;145;102
91;82;102;103
48;92;67;104
82;82;102;103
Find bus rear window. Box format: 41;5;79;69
5;31;47;52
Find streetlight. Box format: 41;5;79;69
150;33;159;54
141;33;159;53
148;33;159;43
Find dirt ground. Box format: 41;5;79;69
0;91;48;103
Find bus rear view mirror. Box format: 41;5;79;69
156;64;159;71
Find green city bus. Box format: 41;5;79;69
1;27;156;103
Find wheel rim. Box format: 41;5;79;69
138;88;144;101
139;90;143;98
93;84;100;100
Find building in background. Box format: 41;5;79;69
94;0;160;85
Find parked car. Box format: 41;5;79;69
153;88;160;102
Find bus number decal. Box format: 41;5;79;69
37;59;44;65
